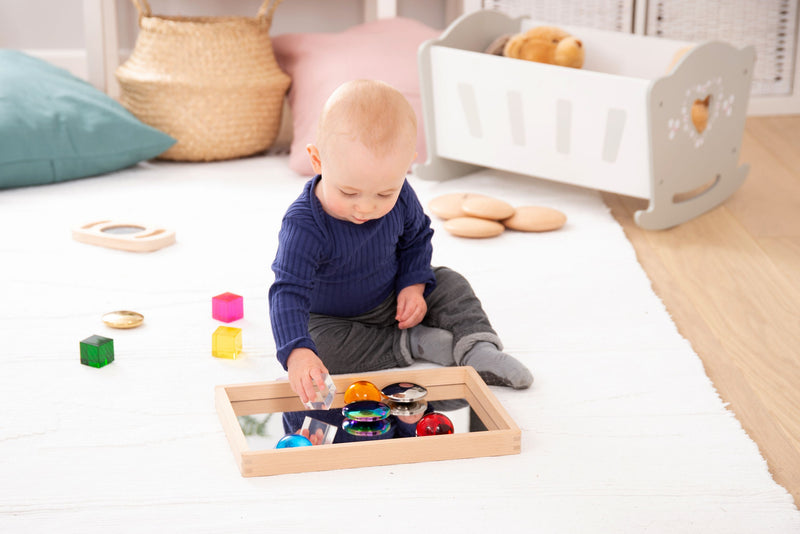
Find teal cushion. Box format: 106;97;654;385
0;50;176;189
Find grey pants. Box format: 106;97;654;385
308;266;502;374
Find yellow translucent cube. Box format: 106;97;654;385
212;326;242;359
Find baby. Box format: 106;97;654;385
269;79;533;407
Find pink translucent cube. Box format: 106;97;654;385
212;292;243;323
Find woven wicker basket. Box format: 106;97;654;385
116;0;291;161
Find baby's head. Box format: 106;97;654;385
307;80;418;224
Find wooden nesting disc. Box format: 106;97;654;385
428;193;497;220
502;206;567;232
462;196;515;221
102;310;144;329
428;193;470;220
444;217;505;238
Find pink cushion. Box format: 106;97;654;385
273;17;440;176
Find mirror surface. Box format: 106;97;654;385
237;398;487;450
101;225;145;235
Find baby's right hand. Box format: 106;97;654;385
286;348;329;405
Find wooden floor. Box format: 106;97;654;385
603;115;800;507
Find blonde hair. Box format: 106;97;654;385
316;79;417;157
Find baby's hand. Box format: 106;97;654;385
298;427;326;445
396;283;427;330
286;348;329;405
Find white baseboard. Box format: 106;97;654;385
749;94;800;116
20;48;131;96
22;49;89;81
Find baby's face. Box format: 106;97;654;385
312;136;415;225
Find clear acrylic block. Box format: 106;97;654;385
300;416;338;445
303;373;336;410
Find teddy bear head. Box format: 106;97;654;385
503;26;584;69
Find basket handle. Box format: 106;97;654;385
131;0;152;18
256;0;284;23
130;0;283;23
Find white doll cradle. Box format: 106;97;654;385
414;10;756;230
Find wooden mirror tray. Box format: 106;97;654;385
215;366;521;477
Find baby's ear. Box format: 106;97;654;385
306;144;322;174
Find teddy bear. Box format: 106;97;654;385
485;26;585;69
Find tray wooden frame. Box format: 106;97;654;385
215;366;521;477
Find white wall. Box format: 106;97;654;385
115;0;372;46
0;0;449;50
115;0;448;37
0;0;87;48
0;0;449;82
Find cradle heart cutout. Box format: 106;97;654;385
692;95;711;134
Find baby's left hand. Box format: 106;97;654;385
396;283;427;329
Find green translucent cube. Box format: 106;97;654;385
80;335;114;368
212;326;242;359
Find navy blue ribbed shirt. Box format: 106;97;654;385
269;175;436;369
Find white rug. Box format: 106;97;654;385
1;155;798;533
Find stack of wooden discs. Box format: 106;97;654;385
428;193;567;238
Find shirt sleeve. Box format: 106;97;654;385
395;181;436;296
269;217;327;370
